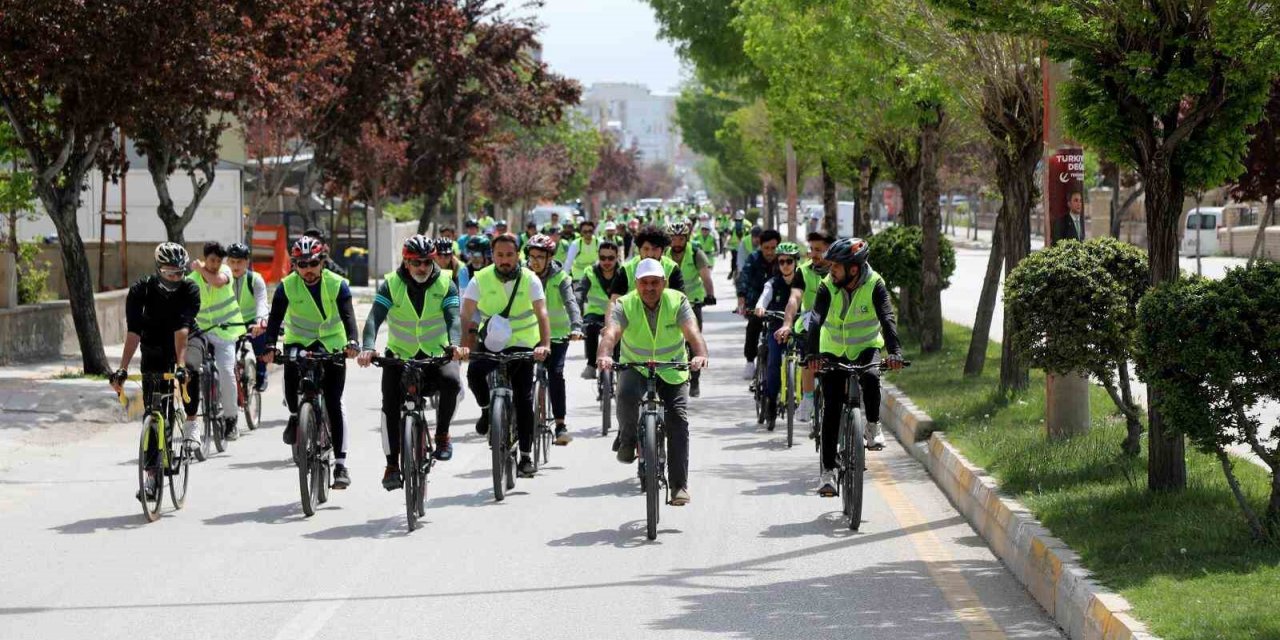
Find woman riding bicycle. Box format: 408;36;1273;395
753;241;806;428
804;237;904;497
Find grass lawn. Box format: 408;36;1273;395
892;322;1280;640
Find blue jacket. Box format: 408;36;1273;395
736;249;776;304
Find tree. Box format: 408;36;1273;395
867;225;957;325
0;120;36;254
637;162;681;200
0;1;173;373
1230;78;1280;267
956;0;1280;491
674;85;759;207
590;134;641;206
645;0;764;93
481;127;571;224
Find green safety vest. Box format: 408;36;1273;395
794;263;824;332
623;255;679;291
554;239;569;264
583;267;615;316
384;271;451;358
282;270;347;351
478;216;495;230
696;232;717;265
818;272;885;359
667;247;705;303
474;265;540;350
189;266;246;341
570;236;598;279
542;268;572;341
234;271;263;324
618;288;689;385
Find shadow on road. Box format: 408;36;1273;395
50;512;147;535
557;478;636;499
302;515;403;540
547;520;681;548
226;458;294;471
203;502;305;526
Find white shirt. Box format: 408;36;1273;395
462;270;545;304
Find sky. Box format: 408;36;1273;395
524;0;687;95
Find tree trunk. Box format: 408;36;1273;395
997;142;1037;394
149;157;216;245
861;165;879;237
917;106;945;353
1249;196;1274;267
43;189;111;374
418;188;444;234
821;159;838;236
899;169;922;227
1142;158;1188;492
1117;360;1143;456
965;208;1006;376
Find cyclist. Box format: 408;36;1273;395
186;242;245;439
600;221;623;251
736;228;780;381
437;225;460;256
524;234;583;446
458;236;491;291
563;218;599;280
576;240;623;380
548;225;570;264
752;242;805;426
781;232;833;423
478;211;496;235
111;243;202;500
805;237;904;496
302;227;348;278
695;219;718;267
665;221;715;398
227;242;269;392
357;236;464;490
519;221;538;250
263;237;360;489
458;218;480;259
728;212;747;278
433;238;461;285
596;258;709;507
458;233;552;478
611;225;684;305
493;219;509;240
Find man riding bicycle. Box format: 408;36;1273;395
665;221;715;397
264;237;360;489
563;219;599;280
781;232;833;423
597;258;709;507
357;235;464;490
458;236;492;291
610;225;684;304
187;242;245;439
458;233;552;478
753;242;806;426
737;228;781;381
804;237;904;496
110;242;202;500
524;234;584;446
227;242;269;392
433;238;462;285
576;240;623;380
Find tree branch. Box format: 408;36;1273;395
1216;447;1266;540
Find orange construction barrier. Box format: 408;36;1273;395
251;224;291;284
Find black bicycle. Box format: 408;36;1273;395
235;331;262;432
470;351;537;501
814;357;909;530
532;360;553;471
742;310;785;430
276;347;348;517
373;352;453;532
586;318;616;437
612;360;690;541
121;369;191;522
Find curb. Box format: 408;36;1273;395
0;379;145;422
880;384;1159;640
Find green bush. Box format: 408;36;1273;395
383;198;423;223
1135;262;1280;539
16;239;50;305
866;224;956;292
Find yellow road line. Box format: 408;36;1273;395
869;456;1008;640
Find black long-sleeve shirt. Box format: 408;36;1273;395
125;276;201;350
264;277;358;348
805;274;901;358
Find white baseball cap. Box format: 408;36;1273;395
604;221;618;231
634;258;665;281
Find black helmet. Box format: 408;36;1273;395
824;237;869;266
434;238;455;256
227;242;251;259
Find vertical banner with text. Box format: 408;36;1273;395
1046;146;1085;246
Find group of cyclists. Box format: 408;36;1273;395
110;204;903;513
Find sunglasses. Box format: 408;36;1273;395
406;258;431;267
158;267;185;277
777;258;796;265
294;259;322;269
599;255;617;261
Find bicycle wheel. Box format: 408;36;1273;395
138;417;163;522
754;343;767;424
402;414;418;532
297;403;318;517
784;358;796;448
490;396;508;501
840;411;854;517
206;373;225;456
850;410;866;531
642;412;660;540
504;405;517;491
532;378;545;470
241;355;261;430
414;414;429;517
600;370;613;437
315;412;331;504
168;435;190;510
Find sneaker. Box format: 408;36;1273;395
612;435;621;452
798;396;813;423
184;421;202;451
254;375;268;393
765;398;777;431
381;466;403;491
670;487;691;506
866;421;886;450
224;416;238;439
689;379;700;398
434;434;453;461
581;365;597;380
475;408;490;436
742;361;755;380
817;471;837;497
616;439;637;464
332;464;351;489
554;425;572;446
282;414;298;445
518;456;536;477
135;474;158;502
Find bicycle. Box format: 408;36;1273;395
612;360;691;541
813;357;910;530
779;332;806;448
532;360;553;471
274;347;348;517
121;369;192;523
470;351;537;501
190;323;245;460
743;310;785;430
586;318;615;437
373;351;454;532
234;331;262;433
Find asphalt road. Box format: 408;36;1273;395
0;259;1062;640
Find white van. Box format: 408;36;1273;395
1181;206;1223;257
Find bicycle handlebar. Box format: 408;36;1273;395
116;369;191;406
371;350;455;369
813;357;911;374
468;351;538;364
271;347;349;364
612;360;693;372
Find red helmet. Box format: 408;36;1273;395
402;234;436;260
525;234;557;254
290;236;327;262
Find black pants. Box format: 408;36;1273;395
466;347;536;454
584;314;619;363
819;348;881;470
284;355;349;464
688;303;703;384
547;341;569;420
381;358;462;466
616;370;690;490
744;315;764;363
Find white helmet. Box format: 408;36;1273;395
734;210;745;220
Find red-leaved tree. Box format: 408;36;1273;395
590;134;641;205
1230;78;1280;267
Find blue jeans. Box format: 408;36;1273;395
764;323;785;399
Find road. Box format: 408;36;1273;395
0;259;1062;640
